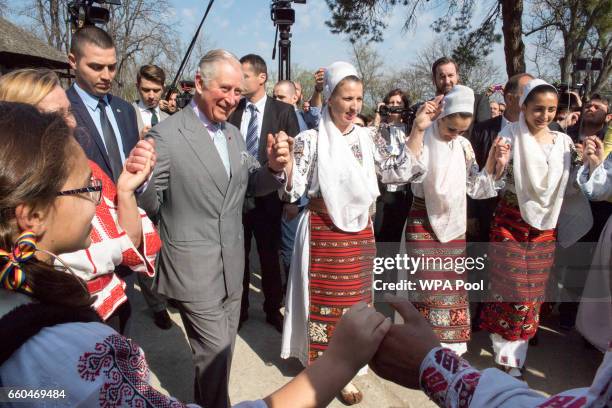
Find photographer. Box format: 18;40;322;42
372;89;414;298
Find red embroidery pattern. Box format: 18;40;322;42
421;367;449;406
78;334;186;407
453;371;480;408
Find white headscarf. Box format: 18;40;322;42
317;62;379;232
503;78;591;244
422;85;474;243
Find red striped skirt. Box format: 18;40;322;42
405;197;470;343
479;194;557;341
307;199;375;363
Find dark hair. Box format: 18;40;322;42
432;57;459;79
383;88;410;108
504;73;534;96
240;54;268;81
0;102;91;308
70;26;114;57
523;85;558;106
137;64;166;87
356;113;370;125
589;93;610;113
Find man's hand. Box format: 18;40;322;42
119;138;156;193
585;135;605;173
313;68;325;93
558;111;580;129
283;203;300;221
413;95;444;132
139;125;152;140
326;302;391;373
267;131;293;173
369;295;440;389
159;99;169;111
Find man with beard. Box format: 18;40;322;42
558;94;612;330
430;57;491;125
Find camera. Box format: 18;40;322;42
68;0;121;29
378;105;406;116
378;105;417;128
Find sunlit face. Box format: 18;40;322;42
38;140;97;255
387;94;405;122
273;83;298;107
137;77;163;109
195;61;242;123
328;79;363;132
582;99;609;127
490;102;500;117
294;81;302;102
434;63;458;95
69;43;117;97
37;86;77;129
437;114;473;141
522;91;558;132
240;62;266;98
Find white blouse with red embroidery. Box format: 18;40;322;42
57;161;162;320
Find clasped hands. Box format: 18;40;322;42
266;131;294;173
328;295;441;390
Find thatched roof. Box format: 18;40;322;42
0;16;69;70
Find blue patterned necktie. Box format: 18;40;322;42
246;103;259;157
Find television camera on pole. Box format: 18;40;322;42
68;0;122;30
270;0;306;81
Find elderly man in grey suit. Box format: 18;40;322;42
137;49;292;408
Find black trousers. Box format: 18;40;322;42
105;300;132;335
241;194;283;316
374;188;412;249
373;187;412;317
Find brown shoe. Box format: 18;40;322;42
339;383;363;405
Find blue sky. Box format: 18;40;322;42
169;0;515;76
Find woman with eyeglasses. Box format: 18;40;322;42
0;102;390;407
0;69;160;334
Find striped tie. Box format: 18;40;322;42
246;103;259;157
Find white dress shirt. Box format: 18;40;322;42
137;101;162;128
239;94;267;142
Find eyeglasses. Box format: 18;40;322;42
57;178;103;205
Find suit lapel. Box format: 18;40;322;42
225;125;242;198
180;108;230;195
258;97;275;162
67;86;113;172
228;98;246;129
108;95;134;155
495;115;503;133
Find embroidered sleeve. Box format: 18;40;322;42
419;347;482;408
370;125;427;184
577;153;612;201
461;138;499;200
281;130;316;202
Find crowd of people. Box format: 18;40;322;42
0;24;610;408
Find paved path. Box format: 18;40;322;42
130;272;602;407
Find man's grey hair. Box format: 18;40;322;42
198;49;240;86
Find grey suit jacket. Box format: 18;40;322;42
132;101;169;132
137;106;284;302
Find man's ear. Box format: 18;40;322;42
195;72;205;94
14;203;48;237
68;52;78;71
259;73;267;86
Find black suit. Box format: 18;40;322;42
67;84;140;333
67;85;140;181
228;97;300;318
467;115;502;242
